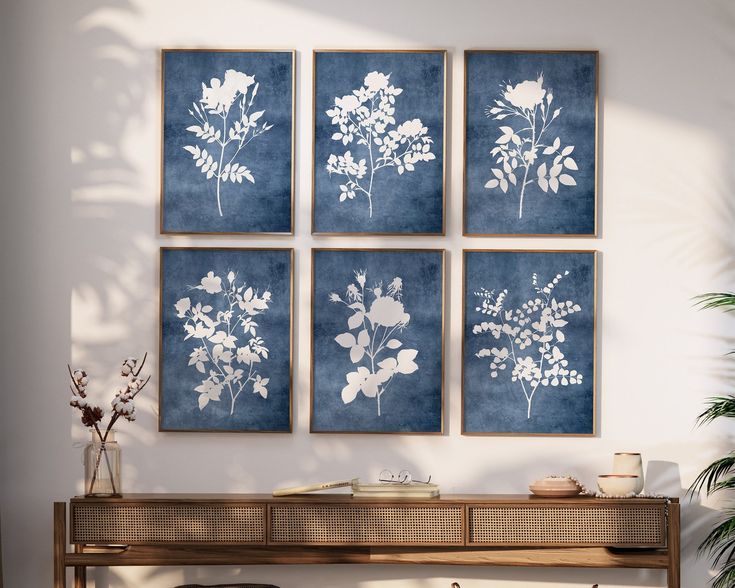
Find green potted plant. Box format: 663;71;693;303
690;292;735;588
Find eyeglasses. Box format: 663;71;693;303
378;469;432;485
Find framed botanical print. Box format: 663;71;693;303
159;247;293;432
462;250;597;435
161;49;294;234
311;249;444;433
312;50;446;235
464;51;598;236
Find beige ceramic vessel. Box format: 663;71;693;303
597;474;639;495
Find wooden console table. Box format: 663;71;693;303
53;494;680;588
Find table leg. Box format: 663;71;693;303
73;545;86;588
53;503;66;588
667;501;680;588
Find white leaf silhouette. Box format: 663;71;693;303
483;77;580;219
348;311;364;330
330;268;420;416
335;333;355;348
559;174;577;186
326;72;434;218
396;349;419;374
184;70;271;216
563;157;578;170
471;271;583;418
178;268;273;416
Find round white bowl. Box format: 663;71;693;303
597;474;639;495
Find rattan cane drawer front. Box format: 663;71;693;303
468;504;666;547
71;503;266;544
270;504;464;545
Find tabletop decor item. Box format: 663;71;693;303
272;478;357;497
312;50;446;235
464;50;597;236
161;49;295;234
160;248;293;432
311;249;444;433
462;249;596;435
529;475;582;497
597;474;639;496
688;291;735;588
67;353;150;496
613;452;644;493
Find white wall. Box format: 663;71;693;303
1;0;734;586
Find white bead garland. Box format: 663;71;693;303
543;475;667;499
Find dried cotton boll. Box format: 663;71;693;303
121;357;137;377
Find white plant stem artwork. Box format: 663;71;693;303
175;270;272;416
484;74;579;220
326;71;435;218
471;271;583;419
329;270;419;416
184;70;273;217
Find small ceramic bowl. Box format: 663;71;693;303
597;474;639;495
529;477;581;497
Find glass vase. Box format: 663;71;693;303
84;429;122;497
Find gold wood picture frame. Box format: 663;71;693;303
311;50;447;236
462;249;598;436
310;248;445;434
160;49;296;235
159;247;294;433
463;50;599;237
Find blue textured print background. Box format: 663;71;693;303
160;248;291;431
312;250;444;433
162;51;293;233
465;52;596;235
313;52;445;234
463;251;595;434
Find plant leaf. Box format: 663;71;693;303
335;333;356;348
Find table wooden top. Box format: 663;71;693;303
71;493;677;504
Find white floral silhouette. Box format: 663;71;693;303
183;70;274;217
175;270;272;415
484;74;579;219
471;271;583;418
326;71;435;218
329;270;418;415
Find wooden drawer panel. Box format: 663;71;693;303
270;503;464;545
71;503;266;544
468;504;666;547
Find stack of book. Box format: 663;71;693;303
351;481;440;499
272;478;440;499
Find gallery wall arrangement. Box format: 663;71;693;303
156;47;600;437
7;0;734;586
